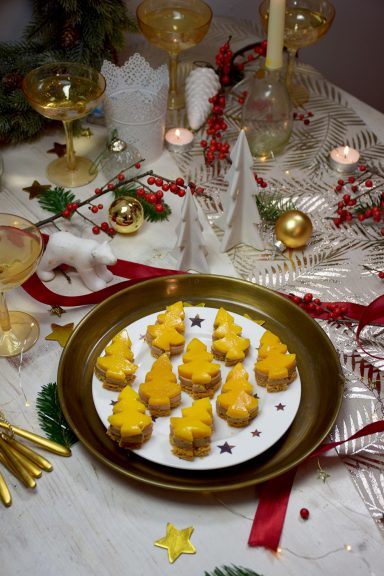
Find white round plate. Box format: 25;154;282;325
92;306;301;470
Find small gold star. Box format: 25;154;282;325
49;305;66;317
22;180;51;199
47;142;67;157
45;323;74;347
154;522;196;563
317;459;330;483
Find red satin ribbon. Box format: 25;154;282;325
248;419;384;551
22;259;183;307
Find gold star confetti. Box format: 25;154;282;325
45;323;74;347
47;142;66;157
49;305;66;317
317;459;330;483
154;522;196;563
22;180;51;199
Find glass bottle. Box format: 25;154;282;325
241;66;293;159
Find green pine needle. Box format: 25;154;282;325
36;382;78;448
255;190;296;223
205;566;263;576
38;187;80;214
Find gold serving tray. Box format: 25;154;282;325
57;274;344;492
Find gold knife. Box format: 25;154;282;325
0;438;36;489
3;436;53;472
0;422;71;457
3;444;42;478
0;470;12;507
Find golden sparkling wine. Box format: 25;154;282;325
283;8;328;50
261;7;328;50
0;227;42;290
138;7;211;54
26;75;104;121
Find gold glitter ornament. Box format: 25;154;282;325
275;210;313;249
108;196;144;234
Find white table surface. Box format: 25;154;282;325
1;21;384;576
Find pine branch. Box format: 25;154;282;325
204;566;263;576
256;189;296;223
38;188;80;214
36;382;78;448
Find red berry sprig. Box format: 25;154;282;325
293;110;314;125
287;292;349;322
200;92;230;164
332;165;384;228
215;39;233;87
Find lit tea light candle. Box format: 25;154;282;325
165;127;194;153
329;145;360;173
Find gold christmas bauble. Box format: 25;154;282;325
108;196;144;234
275;210;313;249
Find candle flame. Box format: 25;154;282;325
343;145;349;158
175;128;181;140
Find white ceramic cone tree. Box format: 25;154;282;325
175;191;210;272
185;67;221;130
218;129;264;252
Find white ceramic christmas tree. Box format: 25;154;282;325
218;129;264;252
174;191;210;272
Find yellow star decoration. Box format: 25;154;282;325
154;522;196;563
45;323;74;347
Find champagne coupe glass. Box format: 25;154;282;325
259;0;335;106
0;214;43;357
136;0;212;110
22;62;106;188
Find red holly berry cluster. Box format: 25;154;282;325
254;172;268;189
200;92;230;164
287;292;348;321
333;166;384;231
62;202;78;219
233;40;267;77
293;111;313;125
215;39;233;87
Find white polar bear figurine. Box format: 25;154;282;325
37;231;117;292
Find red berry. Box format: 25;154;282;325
91;206;98;214
176;177;184;186
365;179;373;188
303;293;313;303
348;176;355;183
155;203;164;212
337;179;345;186
162;183;170;191
155;177;163;186
100;222;109;231
92;226;100;235
62;209;70;218
342;194;350;203
200;140;208;148
335;185;342;192
118;173;125;181
147;176;155;185
136;187;145;197
155;190;164;199
108;228;116;236
97;204;103;209
107;183;114;191
134;162;141;169
379;272;384;279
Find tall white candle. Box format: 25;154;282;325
265;0;286;70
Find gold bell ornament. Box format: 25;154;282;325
108;196;144;234
274;210;313;250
